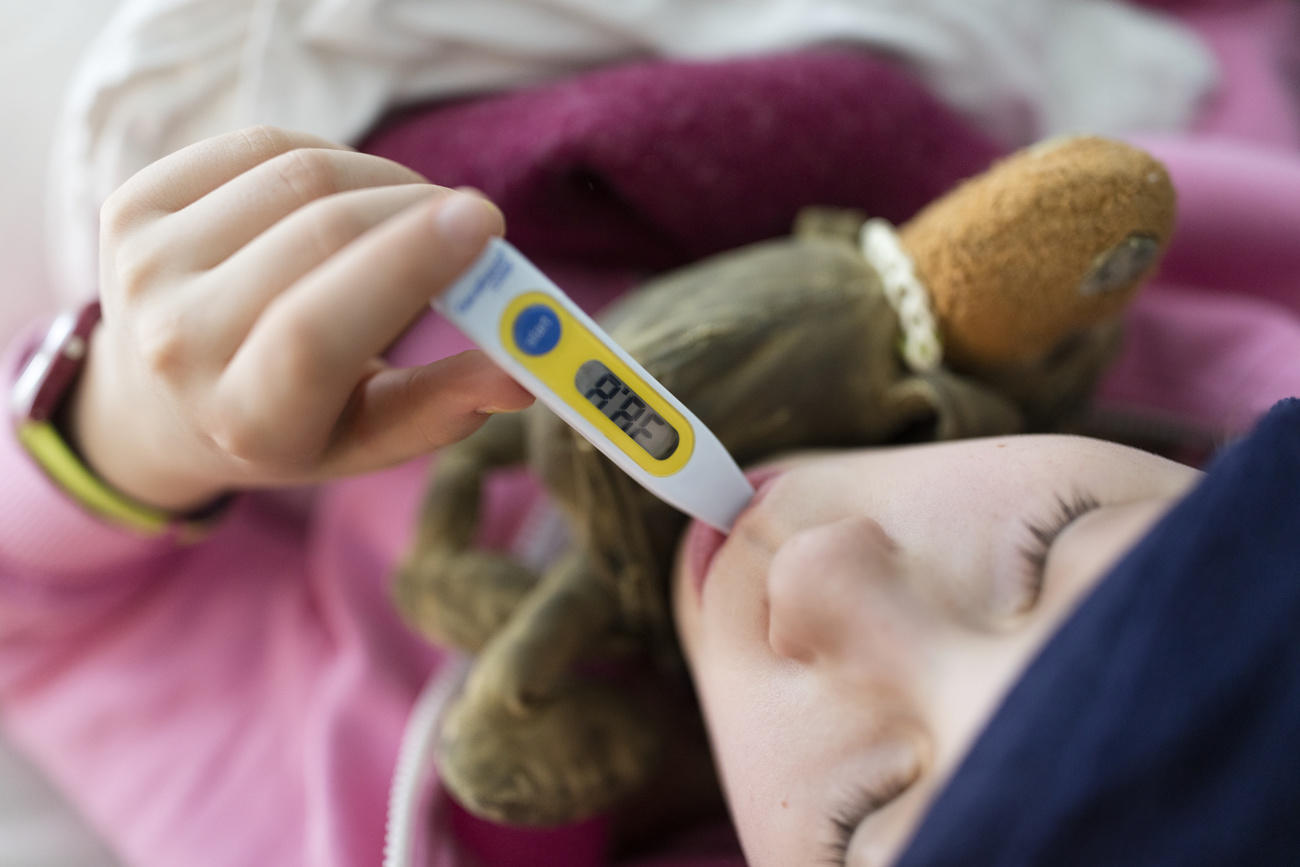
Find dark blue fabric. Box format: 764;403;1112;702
896;398;1300;867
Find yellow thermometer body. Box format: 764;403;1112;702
434;239;753;531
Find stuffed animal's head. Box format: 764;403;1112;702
899;135;1175;370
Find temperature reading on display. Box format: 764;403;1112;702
575;360;680;460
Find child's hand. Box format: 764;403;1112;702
66;126;534;512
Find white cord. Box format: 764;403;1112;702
859;218;943;372
381;471;568;863
382;658;469;867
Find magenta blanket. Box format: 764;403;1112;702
362;50;1003;305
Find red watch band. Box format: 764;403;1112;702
11;300;102;422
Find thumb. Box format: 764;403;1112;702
323;350;533;475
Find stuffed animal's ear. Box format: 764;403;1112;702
882;320;1123;439
884;371;1025;443
792;206;867;246
972;320;1126;431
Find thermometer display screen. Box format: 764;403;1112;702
575;360;680;460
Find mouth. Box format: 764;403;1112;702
682;466;785;598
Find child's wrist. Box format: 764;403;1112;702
62;346;228;515
16;419;231;539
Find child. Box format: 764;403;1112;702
5;53;1300;867
673;407;1300;865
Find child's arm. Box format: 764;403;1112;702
64;125;532;514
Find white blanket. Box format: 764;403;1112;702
49;0;1215;303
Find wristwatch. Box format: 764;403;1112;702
10;300;222;539
10;299;102;423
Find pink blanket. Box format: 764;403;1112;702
1101;138;1300;438
1095;0;1300;440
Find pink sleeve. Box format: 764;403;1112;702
0;319;442;865
0;325;181;642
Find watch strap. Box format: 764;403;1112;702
11;301;227;541
17;420;174;535
16;419;229;542
11;301;101;421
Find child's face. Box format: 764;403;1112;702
672;434;1200;866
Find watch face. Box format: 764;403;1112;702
11;302;100;422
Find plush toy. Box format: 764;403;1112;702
392;136;1175;826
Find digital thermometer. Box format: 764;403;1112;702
434;238;754;532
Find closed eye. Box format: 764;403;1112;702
1017;491;1101;609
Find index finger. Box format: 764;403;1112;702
211;192;505;465
107;126;354;218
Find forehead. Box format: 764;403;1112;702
778;435;1187;499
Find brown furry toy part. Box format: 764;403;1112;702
901;136;1175;368
391;136;1175;828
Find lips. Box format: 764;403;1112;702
682;466;785;597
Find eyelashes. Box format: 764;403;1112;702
825;798;863;866
1017;491;1102;606
823;775;914;866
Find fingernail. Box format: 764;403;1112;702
435;192;501;250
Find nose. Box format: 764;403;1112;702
766;515;900;663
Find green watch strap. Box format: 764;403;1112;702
17;419;205;538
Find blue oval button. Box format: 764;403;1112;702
512;304;562;356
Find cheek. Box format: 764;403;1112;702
671;552;701;662
695;667;815;865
